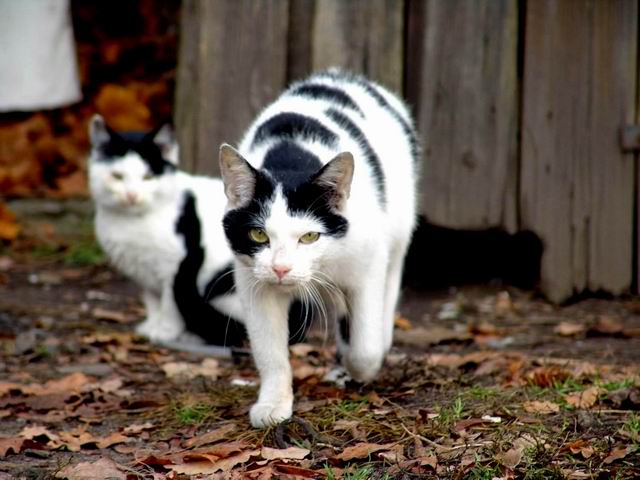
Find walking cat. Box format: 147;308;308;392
219;70;419;427
88;115;246;346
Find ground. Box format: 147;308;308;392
1;202;640;479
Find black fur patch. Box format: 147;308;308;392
338;315;350;344
318;70;420;165
252;112;338;149
288;300;312;344
285;173;349;238
174;191;246;346
324;108;386;206
204;264;235;300
222;171;277;257
263;141;323;190
97;126;176;175
290;83;363;116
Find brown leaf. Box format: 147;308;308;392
261;446;310;460
567;440;595;459
55;457;126;480
0;438;25;457
96;432;129;449
19;425;60;443
498;446;524;469
169;449;259;475
0;204;20;241
394;315;413;331
527;366;570;388
395;326;471;347
161;358;219;380
588;316;626;337
554;321;585;337
274;464;323;478
564;387;605;409
91;307;132;324
338;442;397;461
184;424;236;448
333;419;367;441
523;400;560;414
417;455;437;469
603;446;632;464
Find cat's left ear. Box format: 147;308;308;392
152;124;179;165
219;144;257;208
312;152;354;211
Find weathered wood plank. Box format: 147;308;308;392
407;0;519;232
175;0;289;175
520;0;637;302
310;0;404;93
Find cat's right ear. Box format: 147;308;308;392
219;144;256;208
88;114;111;149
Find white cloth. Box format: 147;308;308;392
0;0;81;111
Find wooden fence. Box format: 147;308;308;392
175;0;638;303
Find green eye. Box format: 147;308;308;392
299;232;320;244
249;228;269;244
112;171;124;180
143;172;153;180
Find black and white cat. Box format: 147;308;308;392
88;115;246;346
219;70;419;427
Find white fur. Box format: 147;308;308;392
89;150;241;343
224;72;418;427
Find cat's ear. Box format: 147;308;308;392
152;124;179;165
312;152;354;210
89;114;112;149
219;144;257;207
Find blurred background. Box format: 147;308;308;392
0;0;637;303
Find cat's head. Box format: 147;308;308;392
88;115;179;213
219;144;353;290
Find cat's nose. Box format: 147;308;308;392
126;192;139;204
272;265;291;280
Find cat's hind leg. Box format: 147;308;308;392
136;290;161;338
144;282;185;343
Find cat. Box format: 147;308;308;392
88;115;246;346
218;69;419;427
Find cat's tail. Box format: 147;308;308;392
173;191;246;347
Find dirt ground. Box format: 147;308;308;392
1;204;640;479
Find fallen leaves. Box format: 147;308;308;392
337;442;398;461
564;387;605;409
161;358;220;380
55;457;126;480
523;400;560;414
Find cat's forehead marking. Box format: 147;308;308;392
111;152;150;174
265;187;324;236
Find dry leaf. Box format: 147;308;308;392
338;442;397;461
161;358;219;380
261;446;310;460
91;307;132;323
184;424;236;448
394;315;413;331
0;438;25;457
169;449;259;475
498;446;524;468
554;321;585;337
527;366;570;388
55;457;126;480
603;446;632;464
564;387;605;409
394;326;471;347
523;400;560;414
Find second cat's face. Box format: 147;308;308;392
88;115;179;214
89;153;176;214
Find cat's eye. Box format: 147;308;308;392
299;232;320;244
111;172;124;180
249;228;269;244
143;172;153;181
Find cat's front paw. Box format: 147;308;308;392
344;351;384;383
250;401;293;428
135;318;158;338
140;319;184;343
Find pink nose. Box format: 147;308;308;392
272;265;291;280
126;192;139;204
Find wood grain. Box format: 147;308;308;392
175;0;289;175
310;0;404;92
520;0;637;302
407;0;519;232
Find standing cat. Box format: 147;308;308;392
88;115;246;346
219;70;419;427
